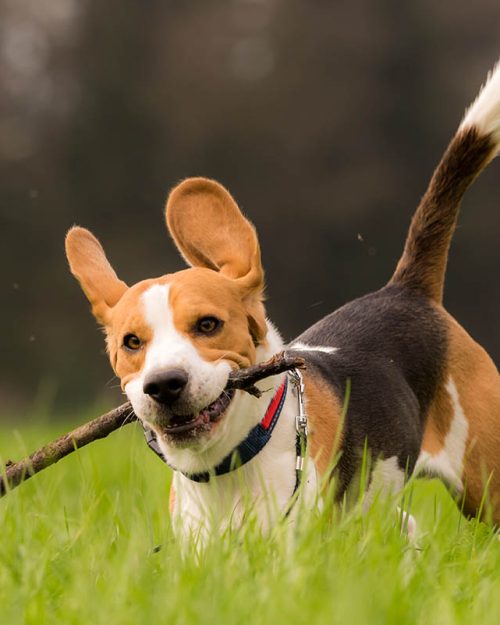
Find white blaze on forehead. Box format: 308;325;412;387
143;284;171;333
141;283;198;371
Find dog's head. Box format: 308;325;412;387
66;178;273;466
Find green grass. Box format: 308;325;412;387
1;417;499;625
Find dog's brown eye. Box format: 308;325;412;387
123;334;142;350
195;316;222;335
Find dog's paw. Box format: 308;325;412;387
397;506;417;540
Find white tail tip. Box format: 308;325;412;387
460;59;500;148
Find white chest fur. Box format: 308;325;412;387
170;382;318;544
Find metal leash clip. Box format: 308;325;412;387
288;368;308;473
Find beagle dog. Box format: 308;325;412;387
66;60;500;541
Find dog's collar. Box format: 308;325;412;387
143;377;289;482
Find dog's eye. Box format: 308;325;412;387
195;316;222;335
123;334;142;350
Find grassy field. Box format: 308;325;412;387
1;415;499;625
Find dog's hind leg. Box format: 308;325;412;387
416;315;500;524
362;456;418;539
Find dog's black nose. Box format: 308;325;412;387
143;369;189;405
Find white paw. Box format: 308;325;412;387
397;507;417;539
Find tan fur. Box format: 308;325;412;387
169;484;176;514
166;178;267;343
422;310;500;522
65;227;128;324
421;378;454;456
106;280;157;385
168;269;263;368
167;178;262;284
304;373;343;476
446;315;500;521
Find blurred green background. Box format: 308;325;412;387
1;0;500;415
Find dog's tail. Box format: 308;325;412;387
389;60;500;303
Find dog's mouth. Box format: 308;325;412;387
156;389;235;439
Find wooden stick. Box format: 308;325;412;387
226;351;305;398
0;403;136;496
0;351;304;497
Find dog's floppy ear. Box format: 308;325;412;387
166;178;263;290
65;227;128;325
166;177;267;342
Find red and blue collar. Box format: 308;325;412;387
143;377;288;483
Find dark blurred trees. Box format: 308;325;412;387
1;0;500;415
